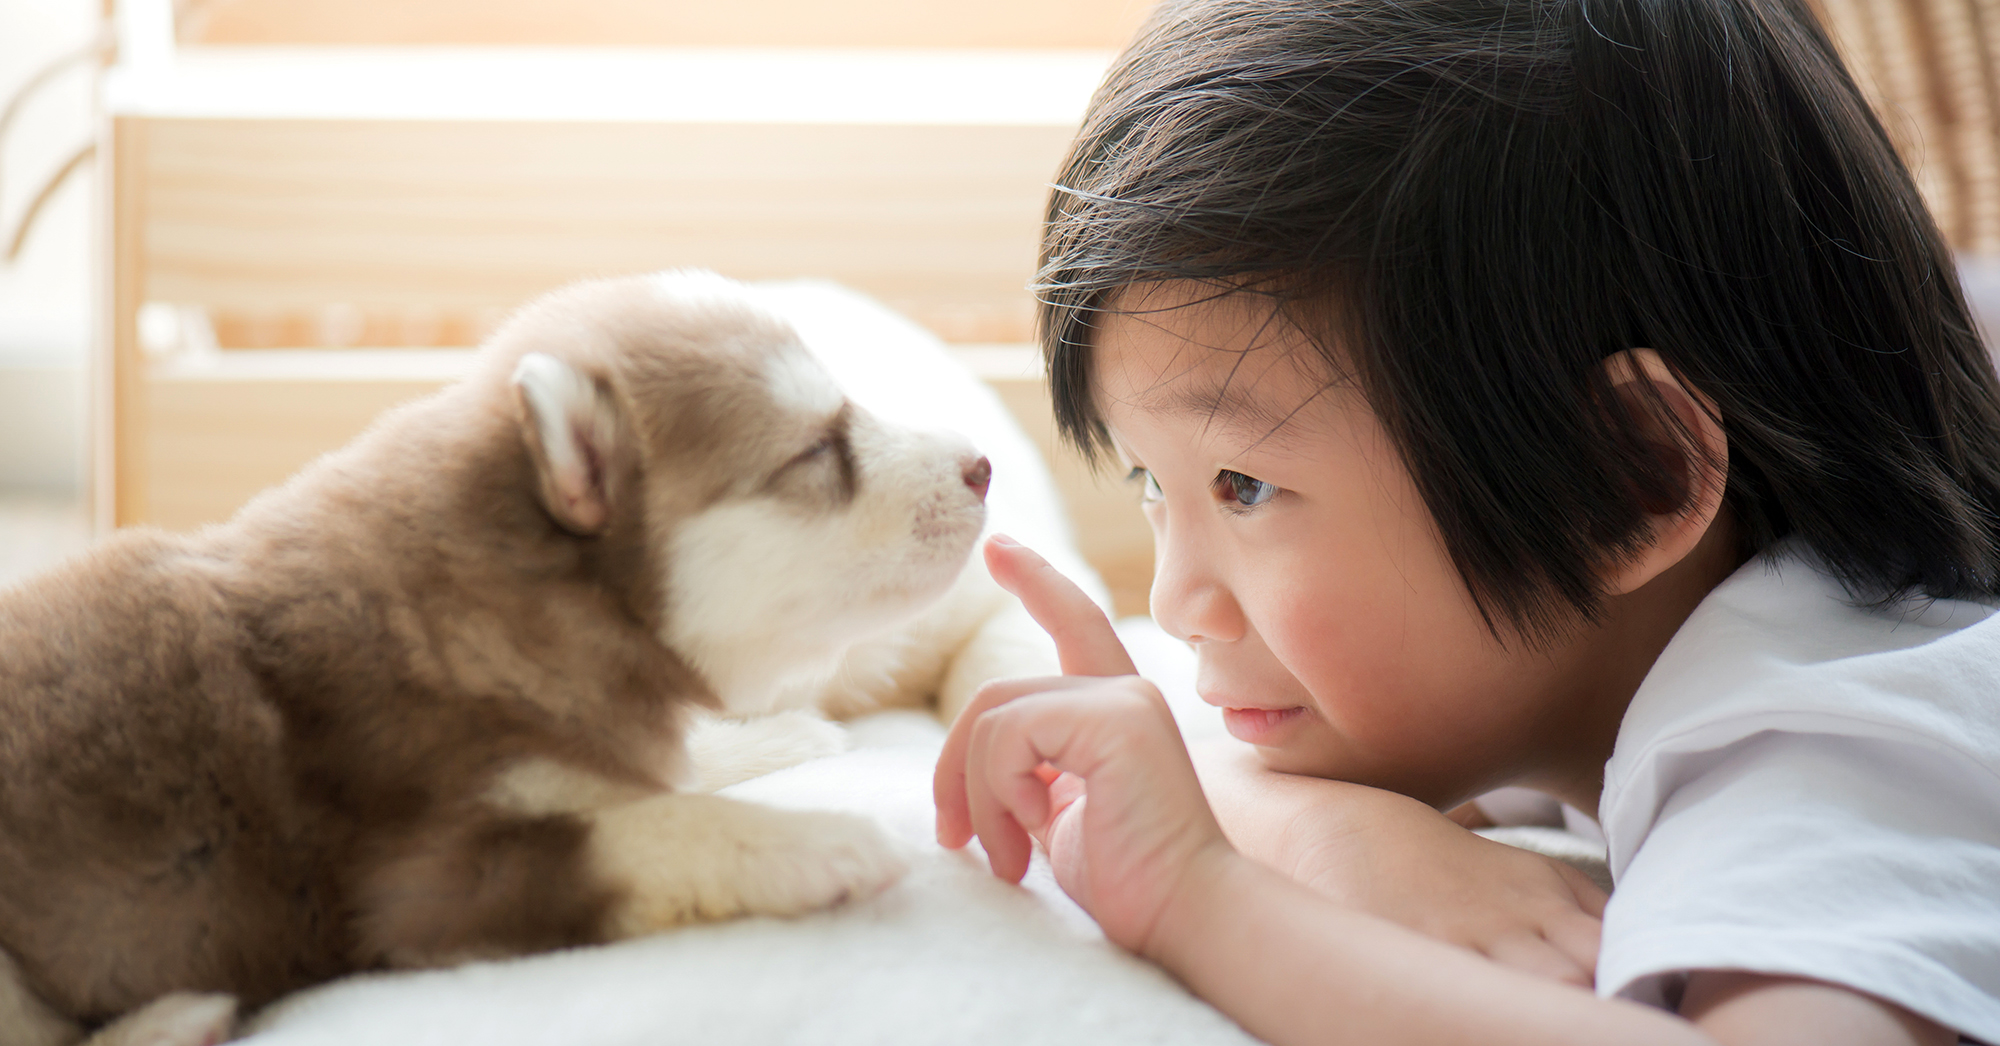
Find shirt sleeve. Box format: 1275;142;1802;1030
1597;730;2000;1043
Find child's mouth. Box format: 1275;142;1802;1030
1220;706;1307;744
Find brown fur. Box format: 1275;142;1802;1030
0;277;898;1030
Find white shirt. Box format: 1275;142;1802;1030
1596;541;2000;1042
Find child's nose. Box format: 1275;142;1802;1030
1148;528;1246;646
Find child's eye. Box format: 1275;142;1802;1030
1215;469;1277;509
1126;466;1165;502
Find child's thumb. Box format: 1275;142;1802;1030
984;534;1138;677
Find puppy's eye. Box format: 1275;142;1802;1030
766;407;857;503
1126;466;1164;503
787;437;835;470
1215;469;1277;509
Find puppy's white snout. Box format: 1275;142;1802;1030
962;455;992;501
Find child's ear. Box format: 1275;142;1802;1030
511;352;624;535
1597;348;1729;596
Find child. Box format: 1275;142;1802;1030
932;0;2000;1042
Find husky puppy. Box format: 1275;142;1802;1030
0;272;991;1043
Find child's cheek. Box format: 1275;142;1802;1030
1257;564;1497;776
1260;583;1413;740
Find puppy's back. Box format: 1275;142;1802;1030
0;531;345;1023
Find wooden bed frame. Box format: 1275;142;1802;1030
97;0;1159;615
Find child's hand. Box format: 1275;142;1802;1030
1193;742;1607;986
933;535;1233;956
1297;790;1607;986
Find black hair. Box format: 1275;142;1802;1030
1037;0;2000;639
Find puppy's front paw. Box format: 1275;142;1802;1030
727;808;909;918
593;795;908;934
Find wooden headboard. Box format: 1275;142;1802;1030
98;0;1159;614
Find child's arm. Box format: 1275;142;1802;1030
935;654;1700;1045
936;539;1953;1046
1187;735;1605;986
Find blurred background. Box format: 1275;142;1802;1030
0;0;1162;604
3;0;2000;613
0;0;95;584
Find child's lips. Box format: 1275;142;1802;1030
1219;705;1308;744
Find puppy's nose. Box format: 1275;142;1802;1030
962;455;992;501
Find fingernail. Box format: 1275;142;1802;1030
989;533;1020;548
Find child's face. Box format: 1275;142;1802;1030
1096;284;1600;807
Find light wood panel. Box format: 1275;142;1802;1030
103;118;150;529
183;0;1154;49
144;374;446;528
137;117;1071;343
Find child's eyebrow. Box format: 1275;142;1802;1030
1139;377;1331;453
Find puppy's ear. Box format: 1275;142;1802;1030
511;352;624;535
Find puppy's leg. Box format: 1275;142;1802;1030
935;600;1059;724
685;710;848;793
0;949;82;1046
82;995;235;1046
365;781;903;964
589;793;906;935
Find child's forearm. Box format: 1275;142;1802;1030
1188;737;1607;984
1147;850;1711;1046
1190;737;1401;878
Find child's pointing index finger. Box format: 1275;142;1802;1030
935;535;1139;851
983;535;1138;677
